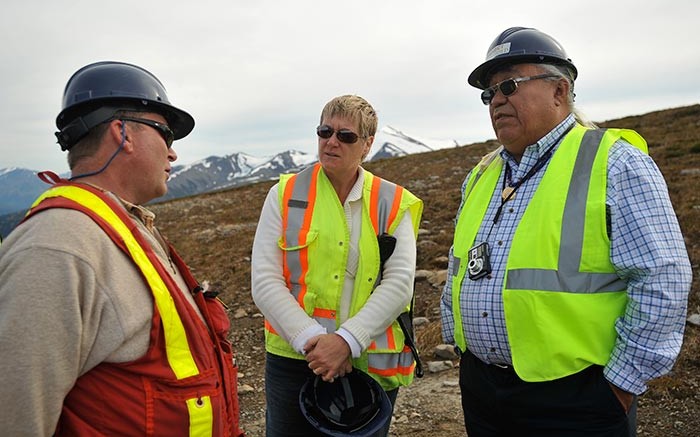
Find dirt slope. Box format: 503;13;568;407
152;104;700;436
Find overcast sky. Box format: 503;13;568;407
1;1;698;174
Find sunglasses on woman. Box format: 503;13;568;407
480;74;558;105
121;117;175;148
316;125;361;144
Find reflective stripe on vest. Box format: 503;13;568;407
281;163;319;304
30;185;213;435
267;164;422;388
32;186;200;379
367;345;415;377
506;129;626;293
365;173;416;380
368;173;403;236
450;125;648;380
273;163;403;332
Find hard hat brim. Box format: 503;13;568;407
468;54;577;90
299;370;393;437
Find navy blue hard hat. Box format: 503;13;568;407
299;369;392;437
468;27;577;89
55;61;194;150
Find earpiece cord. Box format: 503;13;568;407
69;122;126;181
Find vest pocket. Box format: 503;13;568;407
277;229;318;251
145;371;221;436
202;296;231;337
277;229;319;315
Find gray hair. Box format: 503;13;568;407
538;64;597;128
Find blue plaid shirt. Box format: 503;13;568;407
441;114;692;394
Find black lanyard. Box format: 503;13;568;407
490;125;574;228
493;146;554;224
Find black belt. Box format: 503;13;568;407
463;348;514;371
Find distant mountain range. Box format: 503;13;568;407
0;126;458;237
161;149;316;201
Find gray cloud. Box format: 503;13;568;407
1;0;698;173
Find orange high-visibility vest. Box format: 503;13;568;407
25;181;244;437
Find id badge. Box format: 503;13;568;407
467;242;492;280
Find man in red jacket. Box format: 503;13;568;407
0;61;245;436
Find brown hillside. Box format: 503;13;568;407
152;104;700;436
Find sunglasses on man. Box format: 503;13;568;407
121;117;175;148
480;74;559;105
316;125;362;144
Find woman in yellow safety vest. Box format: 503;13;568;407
251;95;423;437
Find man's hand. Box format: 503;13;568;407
304;333;353;382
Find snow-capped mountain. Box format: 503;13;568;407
369;126;458;160
161;150;317;200
0;125;458;237
160;126;457;200
0;168;57;215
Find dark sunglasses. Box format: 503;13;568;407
316;125;361;144
120;117;175;148
480;73;558;105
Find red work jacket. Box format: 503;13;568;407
25;180;244;436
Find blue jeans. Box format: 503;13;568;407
265;353;398;437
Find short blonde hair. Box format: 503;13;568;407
319;95;378;139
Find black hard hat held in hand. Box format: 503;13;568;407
468;27;578;90
299;368;392;437
55;61;194;151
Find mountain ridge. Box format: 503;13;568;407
2;106;698;240
0;125;457;235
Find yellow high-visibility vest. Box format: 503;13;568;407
450;125;647;381
265;164;423;390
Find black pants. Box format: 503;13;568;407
459;349;637;437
